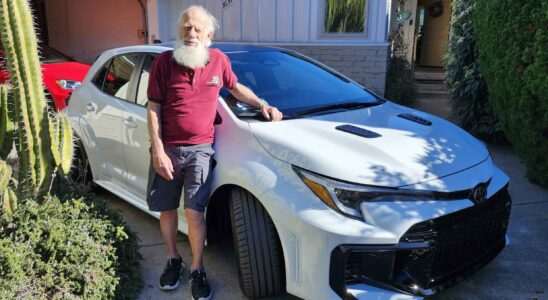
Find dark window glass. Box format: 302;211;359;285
92;61;110;90
102;53;141;101
135;54;157;106
222;51;377;117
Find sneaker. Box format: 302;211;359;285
189;269;212;300
159;256;183;290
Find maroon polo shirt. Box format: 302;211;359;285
147;48;238;145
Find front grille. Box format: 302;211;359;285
345;251;394;285
330;185;512;298
401;185;511;284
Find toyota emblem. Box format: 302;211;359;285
470;183;488;204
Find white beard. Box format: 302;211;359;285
172;41;209;69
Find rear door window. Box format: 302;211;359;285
100;53;141;101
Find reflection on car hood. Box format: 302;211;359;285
249;102;489;188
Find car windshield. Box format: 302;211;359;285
221;51;380;119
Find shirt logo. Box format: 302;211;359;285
207;76;220;86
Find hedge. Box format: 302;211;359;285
444;0;504;141
0;194;143;299
475;0;548;186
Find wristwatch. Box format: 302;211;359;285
257;98;269;109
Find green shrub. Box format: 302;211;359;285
475;0;548;186
0;195;143;299
444;0;505;141
385;56;418;107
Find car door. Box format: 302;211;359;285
83;52;142;185
121;53;156;199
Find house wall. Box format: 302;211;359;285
46;0;145;64
156;0;389;95
157;0;388;44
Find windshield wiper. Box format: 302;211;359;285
295;101;381;116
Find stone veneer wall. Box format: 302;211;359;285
280;45;389;96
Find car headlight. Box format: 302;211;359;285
294;166;434;220
56;79;81;90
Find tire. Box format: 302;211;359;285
69;138;95;188
230;188;285;298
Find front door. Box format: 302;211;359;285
417;0;452;66
122;53;156;198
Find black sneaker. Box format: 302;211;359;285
189;269;212;300
159;256;183;290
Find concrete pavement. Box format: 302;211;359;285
102;144;548;300
102;190;298;300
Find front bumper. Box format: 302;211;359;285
329;185;511;299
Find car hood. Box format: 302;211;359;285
249;102;489;188
41;62;91;81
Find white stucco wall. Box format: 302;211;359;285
46;0;146;63
156;0;388;46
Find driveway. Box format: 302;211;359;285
102;144;548;300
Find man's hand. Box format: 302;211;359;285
152;149;174;181
229;83;283;122
147;101;173;180
259;101;283;121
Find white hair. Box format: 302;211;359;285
178;5;219;36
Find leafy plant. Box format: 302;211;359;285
475;0;548;186
443;0;505;141
325;0;366;33
0;195;143;299
385;56;417;107
385;0;417;107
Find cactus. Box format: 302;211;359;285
0;84;14;158
0;0;73;205
0;160;16;213
0;160;11;192
53;113;74;175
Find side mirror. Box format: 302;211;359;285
214;111;222;125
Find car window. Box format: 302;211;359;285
92;61;110;90
101;53;141;101
222;51;377;117
135;54;157;107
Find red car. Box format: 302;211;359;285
0;45;90;111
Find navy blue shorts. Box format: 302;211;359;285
146;144;215;212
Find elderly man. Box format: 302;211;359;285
146;5;282;300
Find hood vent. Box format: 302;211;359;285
336;125;381;138
398;113;432;126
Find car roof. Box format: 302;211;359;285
158;41;281;53
106;41;283;57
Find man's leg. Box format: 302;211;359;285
182;144;214;300
146;146;185;291
160;209;180;259
185;208;206;270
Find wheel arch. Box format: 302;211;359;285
206;184;288;286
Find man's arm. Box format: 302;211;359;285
229;83;283;121
147;101;174;180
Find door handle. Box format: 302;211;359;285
124;117;137;128
86;102;96;112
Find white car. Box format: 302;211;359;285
67;42;511;300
